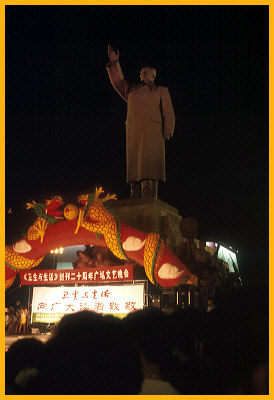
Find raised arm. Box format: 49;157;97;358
108;45;119;64
106;44;130;102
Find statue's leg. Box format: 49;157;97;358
153;180;158;199
130;181;141;198
141;180;158;199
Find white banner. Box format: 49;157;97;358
32;284;144;323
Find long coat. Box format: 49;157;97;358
107;61;175;182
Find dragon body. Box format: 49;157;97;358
5;188;197;289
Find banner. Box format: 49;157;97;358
20;265;133;285
31;284;144;323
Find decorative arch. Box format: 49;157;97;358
5;188;197;290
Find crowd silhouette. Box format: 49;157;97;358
5;286;268;395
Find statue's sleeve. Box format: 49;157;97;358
106;61;130;102
161;87;175;137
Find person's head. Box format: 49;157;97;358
123;308;170;364
41;311;143;394
5;338;45;394
140;66;156;83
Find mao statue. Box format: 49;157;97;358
106;45;175;199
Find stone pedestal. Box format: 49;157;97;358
108;198;184;255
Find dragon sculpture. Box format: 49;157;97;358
5;188;197;290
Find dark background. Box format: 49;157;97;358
5;5;269;287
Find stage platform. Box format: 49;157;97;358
5;333;52;352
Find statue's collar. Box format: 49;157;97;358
139;81;156;90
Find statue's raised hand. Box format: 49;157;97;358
108;44;119;64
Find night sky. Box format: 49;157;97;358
5;5;269;287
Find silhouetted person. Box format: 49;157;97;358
203;286;269;394
41;311;143;394
168;308;208;394
5;337;45;394
123;308;179;394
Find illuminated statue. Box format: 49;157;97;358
106;45;175;199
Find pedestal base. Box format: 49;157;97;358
109;197;183;255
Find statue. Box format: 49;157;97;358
106;45;175;199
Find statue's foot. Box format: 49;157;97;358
130;182;141;199
141;180;158;199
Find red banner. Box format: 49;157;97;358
19;265;134;285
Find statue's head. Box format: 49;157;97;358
140;66;156;83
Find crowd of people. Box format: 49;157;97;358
6;306;29;335
5;286;268;395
